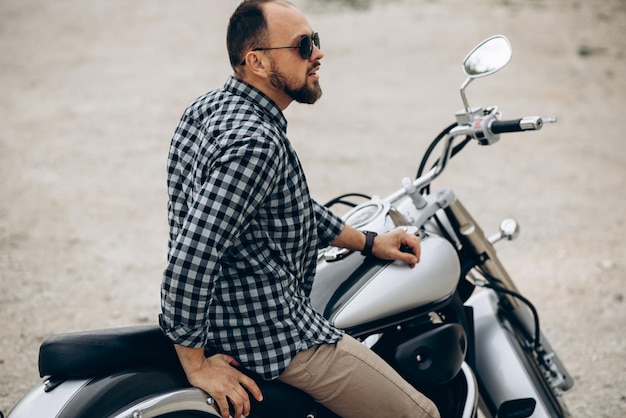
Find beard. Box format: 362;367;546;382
269;62;322;104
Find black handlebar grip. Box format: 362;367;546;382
489;119;524;134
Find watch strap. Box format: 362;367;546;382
361;231;377;257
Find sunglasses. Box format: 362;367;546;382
240;32;320;65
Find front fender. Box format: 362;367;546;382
467;289;572;417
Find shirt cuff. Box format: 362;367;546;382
314;201;345;247
159;313;206;348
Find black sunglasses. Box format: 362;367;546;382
240;32;320;65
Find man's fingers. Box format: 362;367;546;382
398;251;419;267
240;374;264;402
233;383;252;417
201;359;253;418
216;388;248;418
214;394;231;418
395;229;420;257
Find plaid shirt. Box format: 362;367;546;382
160;76;345;380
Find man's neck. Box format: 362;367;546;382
233;72;292;111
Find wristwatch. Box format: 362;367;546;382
361;231;378;257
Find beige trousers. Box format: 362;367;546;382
278;334;440;418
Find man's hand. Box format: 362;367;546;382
174;345;263;418
331;225;421;267
371;228;421;268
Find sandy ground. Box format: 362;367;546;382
1;0;624;416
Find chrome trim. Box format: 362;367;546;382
487;218;520;245
460;362;479;418
343;201;387;229
468;290;570;417
108;388;222;418
519;116;543;130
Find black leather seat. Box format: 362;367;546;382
38;325;335;418
38;325;182;378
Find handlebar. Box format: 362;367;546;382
385;112;556;204
489;116;545;134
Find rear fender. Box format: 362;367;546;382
8;379;88;418
9;368;329;418
9;368;191;418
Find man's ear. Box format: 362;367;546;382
243;51;270;79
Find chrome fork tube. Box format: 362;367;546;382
446;199;545;345
446;199;520;307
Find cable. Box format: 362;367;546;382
475;269;542;350
324;193;371;208
416;122;458;180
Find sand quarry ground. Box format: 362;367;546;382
0;0;625;416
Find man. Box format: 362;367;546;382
160;1;440;417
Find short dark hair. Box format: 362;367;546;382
227;0;275;70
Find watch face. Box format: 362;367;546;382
344;203;384;229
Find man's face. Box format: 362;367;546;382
269;56;322;104
262;2;324;106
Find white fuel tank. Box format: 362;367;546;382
327;235;461;330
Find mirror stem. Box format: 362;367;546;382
460;77;473;115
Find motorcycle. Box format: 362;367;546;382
6;35;573;418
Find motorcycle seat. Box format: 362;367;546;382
38;324;182;379
38;325;334;418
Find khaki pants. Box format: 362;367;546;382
278;335;440;418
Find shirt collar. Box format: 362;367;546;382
224;76;288;133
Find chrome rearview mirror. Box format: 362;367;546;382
459;35;512;115
463;35;512;78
